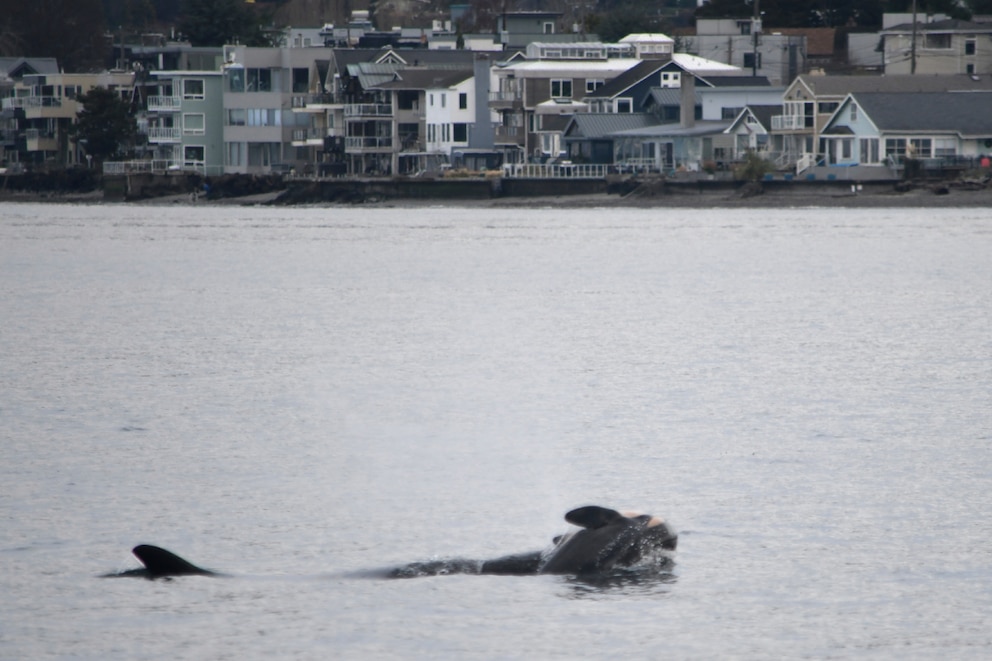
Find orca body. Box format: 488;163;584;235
537;506;677;575
106;544;217;579
395;505;677;578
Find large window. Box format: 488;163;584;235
909;138;932;158
247;68;272;92
226;141;244;166
226;109;246;126
550;79;572;99
934;137;957;157
182;79;204;100
227;69;245;93
183;113;205;135
885;138;906;162
924;33;952;49
453;123;467;142
184;145;205;168
246;108;281;126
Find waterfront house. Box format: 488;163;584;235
1;71;135;168
143;69;225;175
818;91;992;177
723;105;781;160
771;73;992;173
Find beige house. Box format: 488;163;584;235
1;71;134;168
879;19;992;75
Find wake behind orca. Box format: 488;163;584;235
104;506;676;580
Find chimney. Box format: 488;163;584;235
680;73;695;129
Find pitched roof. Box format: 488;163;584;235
794;73;992;97
373;68;472;90
704;75;771;87
563;113;658;139
586;59;667;99
849;91;992;135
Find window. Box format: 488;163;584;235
183;113;205;135
453;123;467;142
616;98;633;113
909;138;932;158
850;104;858;121
966;40;976;56
550;79;572;99
246;108;281;126
227;109;246;126
924;33;952;49
182;79;204;100
967;63;976;74
860;138;880;164
226;141;244;166
459;93;467;109
543;22;554;35
818;102;839;114
227;69;245;93
841;139;853;160
183;145;205;165
441;93;446;108
738;21;751;36
247;68;272;92
743;52;762;69
660;72;680;88
721;107;743;120
292;68;309;94
934;138;956;157
586;79;604;94
885;138;906;162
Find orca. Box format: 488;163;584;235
105;544;218;579
393;505;677;578
105;506;676;580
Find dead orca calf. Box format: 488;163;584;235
391;505;677;578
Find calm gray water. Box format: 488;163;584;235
2;202;990;659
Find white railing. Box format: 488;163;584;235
771;115;806;131
102;160;178;175
344;104;392;117
147;96;182;111
146;127;181;142
795;153;816;175
292;128;328;142
502;163;609;178
489;90;522;103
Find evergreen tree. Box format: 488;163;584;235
0;0;108;71
178;0;272;47
71;87;139;164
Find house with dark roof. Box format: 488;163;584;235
772;73;992;171
561;113;657;164
819;91;992;175
879;19;992;75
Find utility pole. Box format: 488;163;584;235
752;0;761;77
911;0;918;74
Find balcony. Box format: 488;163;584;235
24;128;58;152
292;93;339;110
489;90;523;109
495;125;525;146
146;127;181;143
344;104;392;117
292;128;330;146
147;96;182;111
345;136;393;152
771;115;807;131
2;96;62;110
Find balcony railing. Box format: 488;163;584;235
292;128;330;142
147;96;182;111
292;93;339;108
103;159;178;175
771;115;807;131
24;128;55;140
345;136;392;150
146;127;181;142
344;104;392;117
502;163;609;179
2;96;63;110
489;90;522;103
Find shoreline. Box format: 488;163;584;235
2;183;992;210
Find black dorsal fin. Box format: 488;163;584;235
564;506;626;529
132;544;213;578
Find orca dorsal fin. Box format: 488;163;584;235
132;544;213;578
564;506;626;529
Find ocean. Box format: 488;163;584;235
2;202;990;659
